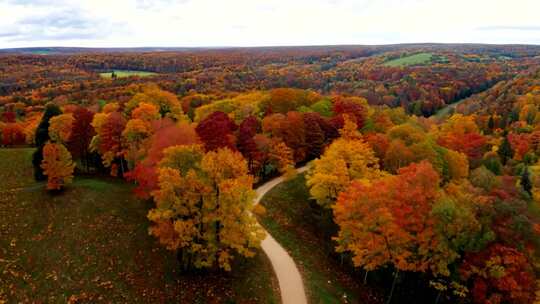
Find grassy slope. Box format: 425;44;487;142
433;98;465;119
99;70;157;78
0;148;279;303
256;173;383;304
383;53;433;67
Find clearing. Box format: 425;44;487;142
383;52;434;67
0;148;279;303
99;70;157;79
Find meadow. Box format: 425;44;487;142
0;148;279;303
383;52;434;67
99;70;157;79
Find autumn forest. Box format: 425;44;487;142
1;44;540;304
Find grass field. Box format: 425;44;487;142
434;100;461;119
383;52;434;67
256;173;383;304
99;70;157;79
0;148;279;303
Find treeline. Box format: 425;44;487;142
2;45;539;116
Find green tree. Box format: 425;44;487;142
487;115;495;133
498;134;513;165
521;166;532;195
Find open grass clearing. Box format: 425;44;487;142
99;70;158;79
383;52;434;67
0;148;279;303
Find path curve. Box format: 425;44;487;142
254;166;309;304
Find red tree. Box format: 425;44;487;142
332;97;367;129
303;112;326;160
438;132;486;162
126;120;199;199
460;244;535;304
2;123;25;146
237;115;260;172
196;111;237;151
68;107;95;171
1;111;16;123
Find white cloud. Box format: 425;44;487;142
0;0;539;48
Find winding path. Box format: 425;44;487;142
254;166;310;304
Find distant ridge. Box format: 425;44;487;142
0;46;214;55
2;43;540;55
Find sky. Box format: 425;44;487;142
0;0;539;48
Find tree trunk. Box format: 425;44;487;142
364;270;369;285
435;290;441;304
386;270;399;304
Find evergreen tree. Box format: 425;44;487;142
487;115;495;133
521;166;532;195
498;134;513;165
32;103;62;180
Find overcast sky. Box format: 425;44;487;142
0;0;539;48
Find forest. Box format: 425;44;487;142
1;44;540;304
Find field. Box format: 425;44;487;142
383;52;434;67
256;173;383;304
0;148;279;303
99;70;157;79
433;98;464;119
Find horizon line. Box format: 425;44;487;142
2;42;540;51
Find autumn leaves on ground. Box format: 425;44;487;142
1;45;540;304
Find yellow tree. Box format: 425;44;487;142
307;136;381;208
89;112;109;157
23;112;43;145
102;102;120;114
125;84;187;121
148;145;264;271
48;113;74;144
131;102;160;122
268;139;295;175
41;142;75;190
444;149;469;181
122;118;152;168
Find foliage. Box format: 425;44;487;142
148;146;264;271
196;111;237;151
460;244;536;304
33;103;62;181
333;161;449;274
67;107;95;170
307;134;380;208
48;113;74;143
41;142;75;190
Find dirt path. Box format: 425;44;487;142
254;166;309;304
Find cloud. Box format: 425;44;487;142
4;0;57;4
135;0;189;10
477;25;540;31
2;7;129;42
1;0;540;47
0;31;19;38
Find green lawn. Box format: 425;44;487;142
0;148;35;191
256;173;383;304
433;96;470;119
383;53;434;67
99;70;157;79
0;148;279;303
